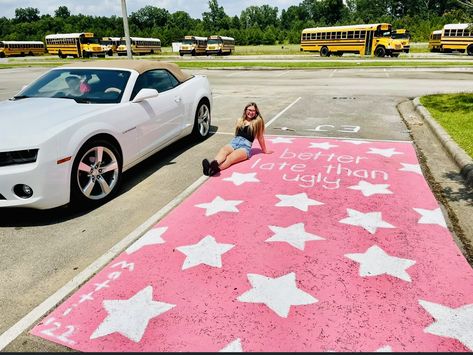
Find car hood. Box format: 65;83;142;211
0;98;110;149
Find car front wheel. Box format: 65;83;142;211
191;100;211;140
70;139;122;208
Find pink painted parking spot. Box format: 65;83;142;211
31;136;473;352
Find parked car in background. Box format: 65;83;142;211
0;60;212;209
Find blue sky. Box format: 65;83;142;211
0;0;303;19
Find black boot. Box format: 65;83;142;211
202;159;210;176
209;160;220;176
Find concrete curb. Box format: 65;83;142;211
413;97;473;185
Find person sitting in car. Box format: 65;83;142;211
65;75;92;96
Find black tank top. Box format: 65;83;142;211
236;125;255;142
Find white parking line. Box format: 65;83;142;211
275;70;289;77
0;176;207;351
329;69;337;77
265;97;302;128
384;68;390;78
225;72;243;77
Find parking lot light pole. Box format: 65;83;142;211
120;0;133;59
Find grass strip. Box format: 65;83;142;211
420;93;473;157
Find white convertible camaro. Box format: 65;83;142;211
0;59;212;209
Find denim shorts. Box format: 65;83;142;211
230;136;252;158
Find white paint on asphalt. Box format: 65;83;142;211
265;97;302;128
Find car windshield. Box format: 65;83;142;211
16;69;131;104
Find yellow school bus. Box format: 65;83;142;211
428;30;442;52
439;23;473;55
206;35;235;55
116;37;161;56
100;37;121;56
0;41;45;58
300;23;404;57
391;29;411;53
45;32;106;58
179;35;207;56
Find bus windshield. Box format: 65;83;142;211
82;37;100;44
182;39;194;45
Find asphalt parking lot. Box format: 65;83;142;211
1;66;473;351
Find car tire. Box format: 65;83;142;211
70;139;122;208
191;100;211;140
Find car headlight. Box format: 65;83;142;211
0;149;39;167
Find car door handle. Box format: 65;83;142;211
174;96;182;103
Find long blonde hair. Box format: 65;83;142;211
235;102;265;139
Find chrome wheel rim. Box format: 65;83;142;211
197;104;210;137
76;146;119;200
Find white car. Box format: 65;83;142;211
0;59;212;209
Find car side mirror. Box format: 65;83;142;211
132;88;159;103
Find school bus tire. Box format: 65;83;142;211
374;46;386;57
191;49;196;56
83;51;90;58
0;52;5;58
107;49;113;56
320;46;330;57
467;45;473;56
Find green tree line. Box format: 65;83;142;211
0;0;472;46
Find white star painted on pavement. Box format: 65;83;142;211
376;345;393;352
339;208;395;234
308;142;339;150
341;139;371;145
222;172;260;186
267;137;294;144
419;300;473;351
367;147;404;158
347;180;393;197
90;286;175;342
275;192;324;211
195;196;243;216
237;272;318;318
219;338;243;352
413;207;447;228
126;227;167;254
345;245;416;282
399;163;423;175
266;222;325;250
176;235;235;270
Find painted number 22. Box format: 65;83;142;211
39;317;76;345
